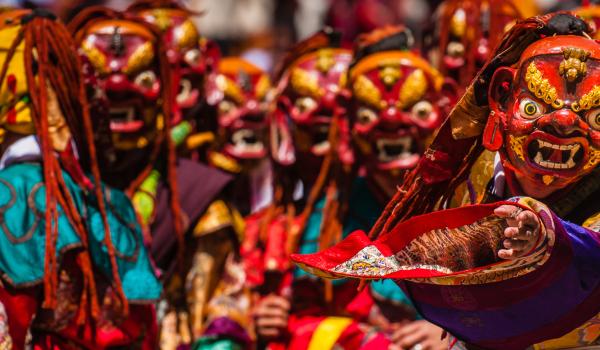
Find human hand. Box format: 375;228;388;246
494;205;541;259
253;294;290;340
389;320;446;350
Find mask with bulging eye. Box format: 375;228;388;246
349;26;457;199
485;35;600;198
76;20;162;151
137;7;218;126
204;57;271;168
273;46;353;174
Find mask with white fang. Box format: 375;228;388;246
486;35;600;198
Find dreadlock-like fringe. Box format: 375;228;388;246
0;11;127;319
69;7;186;270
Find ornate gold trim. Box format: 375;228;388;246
572;85;600;112
508;134;527;161
524;62;564;109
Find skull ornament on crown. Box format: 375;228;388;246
485;34;600;199
425;0;537;88
132;1;219;126
271;28;352;184
349;26;457;199
204;57;271;170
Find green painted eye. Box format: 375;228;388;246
518;98;543;119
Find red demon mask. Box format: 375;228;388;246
136;7;219;124
272;44;352;175
486;35;600;199
349;27;457;199
204;57;271;166
75;19;162;151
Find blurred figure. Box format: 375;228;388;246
422;0;538;89
0;8;160;348
70;7;250;350
204;57;273;214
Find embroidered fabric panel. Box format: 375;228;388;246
332;245;405;277
331;206;555;285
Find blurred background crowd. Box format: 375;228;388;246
0;0;585;73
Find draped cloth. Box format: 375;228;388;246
292;200;600;350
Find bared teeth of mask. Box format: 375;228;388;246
127;107;135;122
176;79;192;104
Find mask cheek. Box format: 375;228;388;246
508;116;536;135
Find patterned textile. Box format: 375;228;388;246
0;162;161;301
292;200;600;349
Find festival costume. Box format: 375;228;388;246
0;9;161;349
70;8;250;350
132;1;221;154
424;0;537;89
203;57;272;215
293;13;600;350
244;28;418;349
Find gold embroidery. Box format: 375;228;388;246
255;75;271;100
524;62;564;109
175;20;200;49
316;48;335;73
571;85;600;112
559;47;589;83
508;135;527;161
123;42;155;75
81;41;109;75
379;64;402;88
398;69;427;110
290;67;322;98
352;75;384;109
215;75;244;104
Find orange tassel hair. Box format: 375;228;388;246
0;9;127;320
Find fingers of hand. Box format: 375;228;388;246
494;205;520;226
391;321;430;348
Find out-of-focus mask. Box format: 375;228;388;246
205;57;271;166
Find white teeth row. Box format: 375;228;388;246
312;140;331;154
376;137;414;161
533;139;580;169
176;79;192;104
109;107;135;122
537;140;578;151
232;129;264;152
